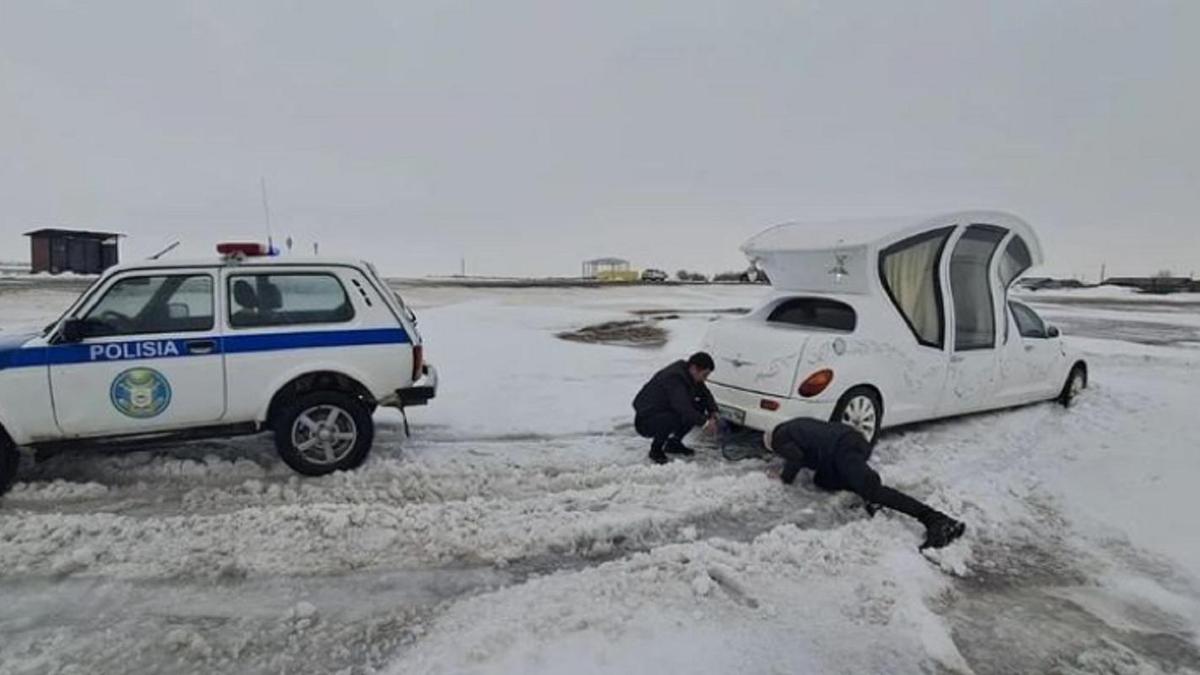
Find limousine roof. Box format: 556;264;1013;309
741;210;1044;294
742;210;1043;262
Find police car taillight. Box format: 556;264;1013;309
412;345;424;381
217;242;270;258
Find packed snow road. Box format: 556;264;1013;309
1;282;1198;674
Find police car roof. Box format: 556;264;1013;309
104;256;373;273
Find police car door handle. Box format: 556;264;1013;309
186;339;216;355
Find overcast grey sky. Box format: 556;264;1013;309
2;0;1197;278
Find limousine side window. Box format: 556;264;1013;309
998;236;1033;343
767;298;857;332
949;225;1008;351
879;227;955;348
1010;301;1048;339
997;236;1033;289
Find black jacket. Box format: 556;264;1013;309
632;360;718;427
771;418;870;489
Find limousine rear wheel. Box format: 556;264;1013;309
832;387;882;446
273;391;375;476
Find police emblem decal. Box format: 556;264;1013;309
110;367;172;418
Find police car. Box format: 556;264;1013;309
0;243;436;494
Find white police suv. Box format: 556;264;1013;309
0;243;436;494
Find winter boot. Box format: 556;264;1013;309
664;437;695;457
649;440;670;465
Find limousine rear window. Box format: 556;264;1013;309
767;298;857;332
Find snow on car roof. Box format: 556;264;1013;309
742;210;1042;260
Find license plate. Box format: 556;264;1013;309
718;405;745;425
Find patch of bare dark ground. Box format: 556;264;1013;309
938;520;1200;674
1022;295;1200;313
1041;315;1200;346
556;320;668;347
556;307;750;348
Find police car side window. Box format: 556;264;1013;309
228;274;354;328
82;274;214;337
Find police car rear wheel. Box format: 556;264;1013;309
0;436;19;497
273;391;374;476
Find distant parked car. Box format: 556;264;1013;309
641;268;669;282
701;211;1087;445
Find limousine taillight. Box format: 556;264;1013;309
798;369;834;398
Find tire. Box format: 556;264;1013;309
831;387;883;446
272;391;375;476
1058;365;1088;407
0;434;19;498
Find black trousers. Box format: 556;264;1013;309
778;441;936;523
634;411;694;450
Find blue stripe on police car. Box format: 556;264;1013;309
0;328;411;370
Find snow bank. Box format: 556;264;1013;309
394;523;965;675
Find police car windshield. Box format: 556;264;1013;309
43;276;103;336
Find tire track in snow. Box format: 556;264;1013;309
1;430;859;583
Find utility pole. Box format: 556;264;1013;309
460;256;466;277
1099;263;1106;285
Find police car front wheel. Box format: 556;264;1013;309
273;391;375;476
0;435;19;497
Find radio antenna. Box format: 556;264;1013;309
260;177;275;252
148;240;180;260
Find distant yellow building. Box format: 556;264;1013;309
597;269;640;282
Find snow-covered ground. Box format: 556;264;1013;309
1;283;1198;674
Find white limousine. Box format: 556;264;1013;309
702;211;1087;444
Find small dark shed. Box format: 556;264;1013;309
24;228;123;275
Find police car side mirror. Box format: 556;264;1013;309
59;319;85;343
1046;325;1061;339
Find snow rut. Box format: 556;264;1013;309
0;429;854;675
0;430;837;582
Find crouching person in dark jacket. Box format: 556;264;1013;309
765;418;965;550
633;352;720;464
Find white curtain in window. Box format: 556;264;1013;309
882;237;943;344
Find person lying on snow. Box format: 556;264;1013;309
764;418;965;550
633;352;720;464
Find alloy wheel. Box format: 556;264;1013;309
842;395;878;441
291;405;359;465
